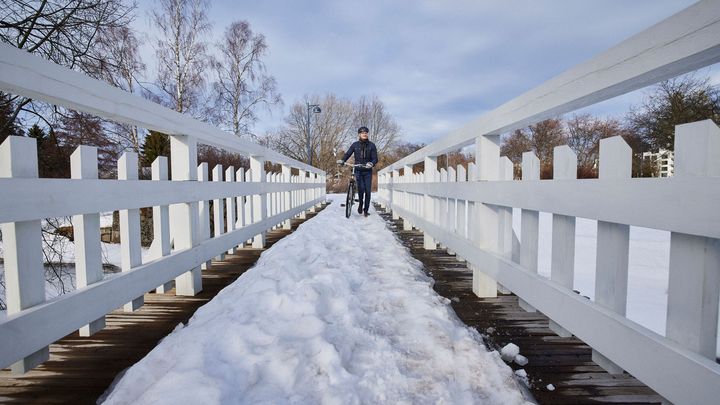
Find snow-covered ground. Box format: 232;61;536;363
102;195;529;405
0;222;150;319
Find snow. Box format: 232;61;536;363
102;195;529;405
517;211;666;333
514;355;529;367
500;343;520;362
546;384;555;391
0;235;149;317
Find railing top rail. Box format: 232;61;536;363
0;44;324;175
380;0;720;174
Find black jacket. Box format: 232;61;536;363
342;140;378;171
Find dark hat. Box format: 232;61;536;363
358;126;369;134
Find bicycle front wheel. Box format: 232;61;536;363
345;182;354;218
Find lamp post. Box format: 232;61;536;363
306;102;321;166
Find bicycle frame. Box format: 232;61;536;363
340;163;364;218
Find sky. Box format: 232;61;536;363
130;0;717;146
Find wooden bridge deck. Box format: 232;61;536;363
375;205;665;405
0;205;327;405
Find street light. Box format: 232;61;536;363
306;102;322;166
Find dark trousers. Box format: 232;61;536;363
355;170;372;212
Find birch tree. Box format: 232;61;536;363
151;0;211;115
212;21;281;137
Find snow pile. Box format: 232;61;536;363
102;195;528;404
500;343;520;362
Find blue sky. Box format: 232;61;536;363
131;0;717;145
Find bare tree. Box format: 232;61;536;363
353;95;401;154
265;95;356;173
627;74;720;151
211;21;281;137
151;0;211;116
0;0;135;132
87;25;146;151
566;114;624;177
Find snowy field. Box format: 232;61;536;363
0;216;149;320
522;211;671;336
102;195;529;405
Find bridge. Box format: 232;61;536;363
1;1;720;404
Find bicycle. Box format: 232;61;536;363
338;162;366;218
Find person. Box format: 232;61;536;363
337;126;378;217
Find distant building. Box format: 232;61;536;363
641;149;674;177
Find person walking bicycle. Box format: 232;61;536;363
337;126;378;217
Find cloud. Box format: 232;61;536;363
132;0;702;146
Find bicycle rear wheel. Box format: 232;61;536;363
345;182;354;218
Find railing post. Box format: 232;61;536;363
298;170;307;219
519;151;540;311
282;165;292;229
455;164;467;262
119;152;143;312
251;155;266;248
550;145;577;337
235;167;245;237
472;135;500;298
197;163;211;271
403;164;413;230
70;146;106;336
151;156;173;293
309;172;317;212
225;166;236;255
170;135;202;296
666;119;720;360
446;166;457;255
423;156;437;250
438;168;448;249
212;164;225;261
244;169;253;245
391;169;400;220
497;156;514;294
0;136;49;373
593;135;632;374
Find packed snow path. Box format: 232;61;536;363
103;195;528;404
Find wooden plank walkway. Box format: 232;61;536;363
375;205;664;405
0;205;327;405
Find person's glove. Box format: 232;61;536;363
337;160;344;166
365;162;374;169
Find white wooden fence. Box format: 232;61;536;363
0;44;325;373
377;1;720;404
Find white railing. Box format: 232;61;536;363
377;1;720;404
0;44;325;373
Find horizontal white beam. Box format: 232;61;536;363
0;196;324;369
382;176;720;238
0;178;322;222
381;198;720;405
0;44;323;175
381;0;720;173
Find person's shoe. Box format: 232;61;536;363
363;211;369;217
357;205;363;214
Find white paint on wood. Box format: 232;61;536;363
666;120;720;360
473;136;499;298
71;146;105;336
549;145;577;337
423;156;437;250
0;136;49;373
196;162;212;271
593;136;631;373
225;166;236;254
251;156;267;248
170;135;202;296
118;152;143;312
151;156;173;293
